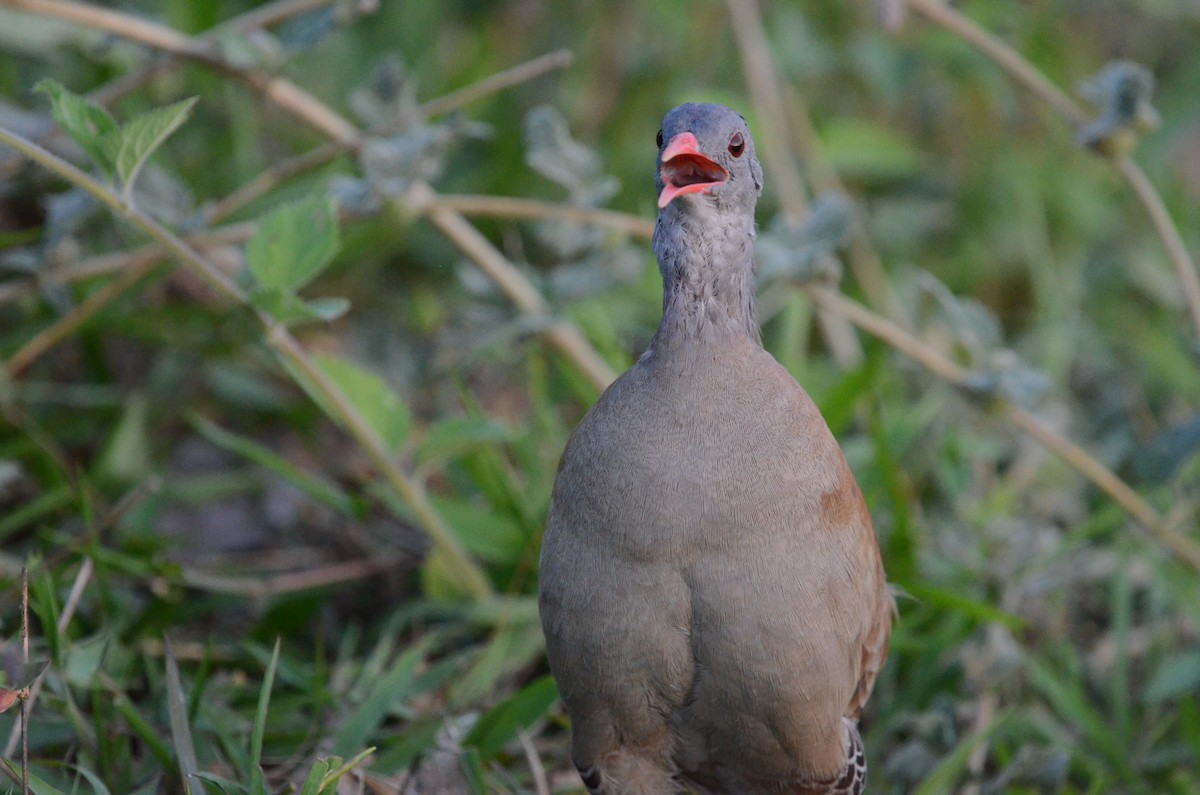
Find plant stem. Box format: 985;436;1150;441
906;0;1200;339
407;182;618;392
0;125;493;600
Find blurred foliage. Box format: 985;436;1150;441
1;0;1199;793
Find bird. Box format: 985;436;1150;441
538;103;893;795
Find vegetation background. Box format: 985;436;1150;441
1;0;1199;792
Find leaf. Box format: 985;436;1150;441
463;675;559;759
1143;649;1200;702
113;97;198;197
311;355;410;453
164;637;201;795
247;196;340;292
432;496;526;565
415;417;516;470
97;393;151;484
332;638;431;758
458;748;488;795
298;760;333;795
1076;60;1159;156
0;759;69;795
1133;414;1200;484
249;637;282;795
34;79;119;174
63;634;108;687
69;765;114;795
315;748;375;794
249;287;349;325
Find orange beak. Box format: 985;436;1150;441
658;132;729;209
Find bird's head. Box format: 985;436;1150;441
655;103;763;215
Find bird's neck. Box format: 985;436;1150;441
650;205;760;350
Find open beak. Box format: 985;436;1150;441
658;132;729;209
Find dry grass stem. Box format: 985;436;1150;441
418;49;575;120
3;559;94;765
180;557;393;598
5;258;159;376
0;223;255;308
724;0;863;368
408;182;618;392
430;194;655;238
906;0;1200;339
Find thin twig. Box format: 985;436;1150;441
906;0;1200;340
4;559;94;763
780;94;908;323
9;0;361;145
203;143;346;224
906;0;1086;126
87;0;345;107
418;49;574;120
406;182;618;392
1115;156;1200;337
5;257;160;376
724;0;863;368
722;0;809;219
7;0;213;59
803;284;1200;570
19;567;28;795
224;0;337;33
0;223;254;308
429;194;655;238
518;730;551;795
179;557;393;598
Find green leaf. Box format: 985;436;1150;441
163;637;202;795
113;97;199;197
34;79;118;174
1144;649;1200;702
332;638;431;758
458;748;488;795
298;760;333;795
70;764;114;795
310;355;410;452
249;637;282;795
432;496;525;564
247;196;340;292
463;674;559;759
249;287;349;325
192;772;249;794
0;759;69;795
415;417;516;470
96;393;151;484
63;634;108;688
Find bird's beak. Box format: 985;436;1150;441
658;132;729;209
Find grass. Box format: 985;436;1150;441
1;1;1199;793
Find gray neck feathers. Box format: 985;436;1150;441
650;204;761;348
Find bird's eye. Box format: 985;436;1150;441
656;129;664;149
728;131;745;157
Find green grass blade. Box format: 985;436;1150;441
249;637;282;795
164;636;203;795
463;674;558;759
332;637;431;758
